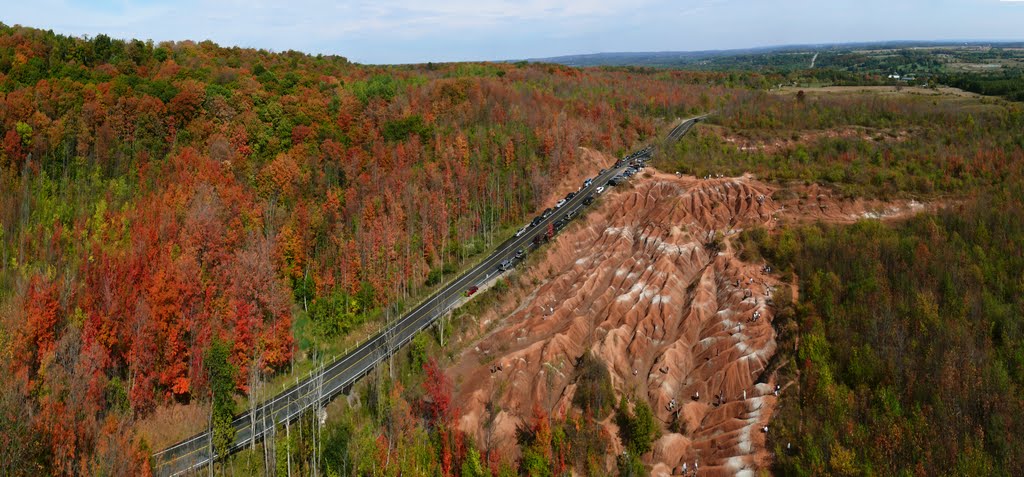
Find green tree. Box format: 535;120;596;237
15;122;32;148
520;448;552;477
616;453;646;477
461;446;487;477
206;339;237;462
617;397;658;456
572;353;615;419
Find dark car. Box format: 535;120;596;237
566;191;576;200
464;286;479;297
542;208;553;218
531;216;543;227
582;196;594;206
599;168;607;175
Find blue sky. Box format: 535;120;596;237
3;0;1024;64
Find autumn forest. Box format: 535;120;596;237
3;21;1024;477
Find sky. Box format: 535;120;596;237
3;0;1024;64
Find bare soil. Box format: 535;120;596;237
447;162;933;475
716;125;915;154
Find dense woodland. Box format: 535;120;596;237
662;89;1024;197
700;83;1024;474
0;23;713;474
942;70;1024;102
3;22;1024;476
741;190;1024;476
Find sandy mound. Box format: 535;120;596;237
773;181;931;224
449;170;928;474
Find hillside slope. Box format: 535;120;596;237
448;163;928;474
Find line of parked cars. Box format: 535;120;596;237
469;149;653;295
607;149;652;188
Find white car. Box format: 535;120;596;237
515;226;528;237
555;198;567;208
595;186;605;195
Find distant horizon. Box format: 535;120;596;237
3;21;1023;66
4;0;1024;64
526;39;1024;62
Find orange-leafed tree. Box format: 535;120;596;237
422;357;453;427
17;275;61;390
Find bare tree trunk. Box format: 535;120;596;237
438;311;445;347
285;412;291;477
303;267;309;313
209;403;215;477
317;359;324;477
262;409;270;477
17;154;32;265
248;355;262;470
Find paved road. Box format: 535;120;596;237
153;115;705;476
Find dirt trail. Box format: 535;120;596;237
448;158;928;475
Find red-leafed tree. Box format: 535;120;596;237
17;275;61;389
422;357;453;427
148;262;191;399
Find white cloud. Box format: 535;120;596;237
2;0;1022;63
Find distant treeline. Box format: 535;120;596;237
942;70;1024;102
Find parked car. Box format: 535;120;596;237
515;226;528;237
499;259;513;271
583;178;593;188
582;196;594;206
566;191;576;200
595;186;605;194
465;286;479;297
555;199;567;208
515;248;525;259
531;216;543;227
542;208;553;218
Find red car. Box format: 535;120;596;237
464;286;479;297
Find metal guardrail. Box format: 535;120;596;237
152;114;708;476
